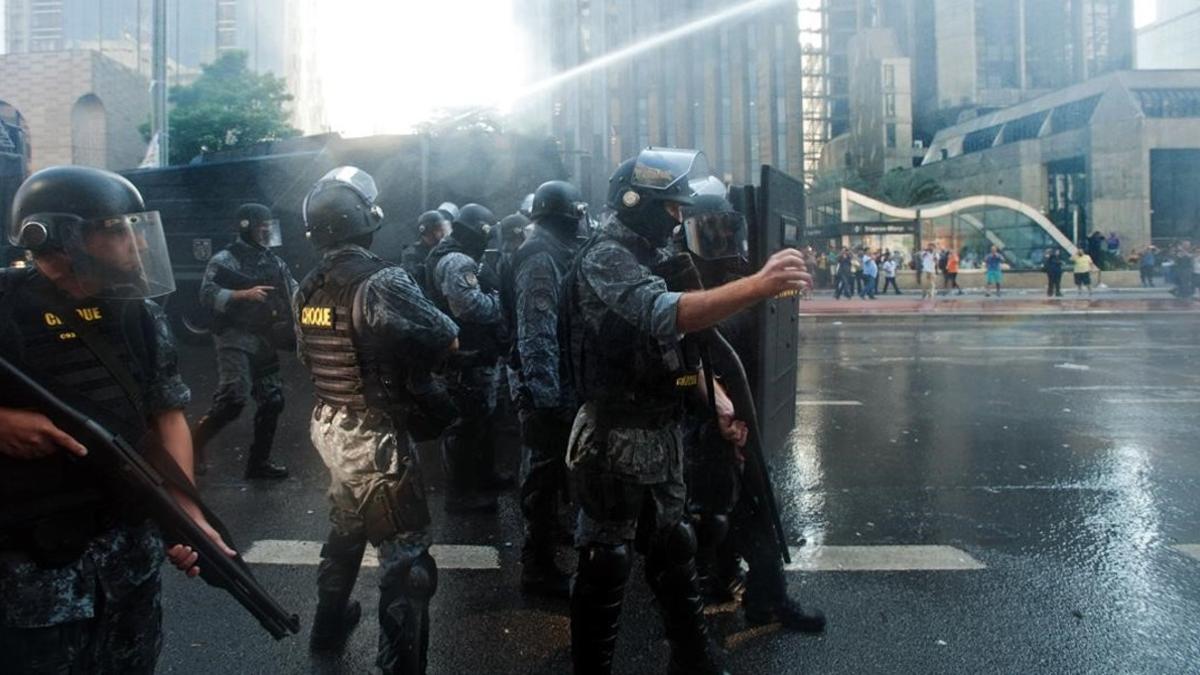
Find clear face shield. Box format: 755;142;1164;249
243;218;283;248
41;210;176;299
683;210;749;262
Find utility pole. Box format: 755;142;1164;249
151;0;169;166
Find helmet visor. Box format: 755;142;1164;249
683;210;749;261
245;218;283;248
631;148;710;204
48;210;176;299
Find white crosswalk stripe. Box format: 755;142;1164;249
784;545;986;572
1172;544;1200;562
242;540;500;569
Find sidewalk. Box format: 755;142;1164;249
799;286;1200;316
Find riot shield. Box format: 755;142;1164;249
750;165;804;462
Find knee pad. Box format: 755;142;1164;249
406;553;438;601
695;514;730;550
577;542;632;585
258;390;285;417
653;520;698;566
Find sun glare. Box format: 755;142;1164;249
314;0;525;137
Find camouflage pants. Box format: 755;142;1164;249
0;572;162;674
442;365;499;491
567;402;687;547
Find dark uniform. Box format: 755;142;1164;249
503;181;585;596
678;193;826;634
192;203;297;479
425;204;507;514
296;167;458;672
565;149;726;675
0;166;190;674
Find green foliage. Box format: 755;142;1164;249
142;51;298;164
414;107;506;136
810;167;947;208
876;168;948;207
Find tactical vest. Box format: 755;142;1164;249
296;249;407;411
425;236;503;358
501;228;575;373
0;268;153;556
562;232;699;418
212;239;290;334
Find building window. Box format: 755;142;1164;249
883;64;895;90
886;123;897;149
884;94;896;118
1001;110;1049;144
962;124;1002;154
1134;89;1200;119
1049;95;1102;134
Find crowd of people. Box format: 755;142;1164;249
0;149;822;675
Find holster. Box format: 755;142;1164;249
358;471;431;546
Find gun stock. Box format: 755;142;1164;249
0;355;301;639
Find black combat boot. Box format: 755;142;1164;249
646;525;729;675
743;558;826;634
377;553;437;674
520;538;571;598
571;543;632;675
310;530;366;652
244;399;287;480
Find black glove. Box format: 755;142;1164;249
477;265;501;294
653;253;705;292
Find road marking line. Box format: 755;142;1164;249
960;345;1197;352
242;540;500;570
795;400;863;406
1173;544;1200;562
1041;386;1198;392
1099;396;1200;401
784;545;985;572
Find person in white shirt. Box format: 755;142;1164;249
920;243;938;299
881;254;901;294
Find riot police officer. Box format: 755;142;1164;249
564;148;811;674
192;203;297;479
503;181;586;597
0;166;232;673
295;167;459;672
679;193;826;634
425;203;508;514
400;210;451;283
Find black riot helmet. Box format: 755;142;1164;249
417;209;451;244
235;202;280;248
607;147;706;247
436;201;460;221
450;203;496;258
303;166;384;249
531;180;587;238
8;165;176;299
497;213;529;255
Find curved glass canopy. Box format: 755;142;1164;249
840;189;1077;271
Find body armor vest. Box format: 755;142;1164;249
0;268;152;547
563;232;698;418
425;236;503;358
501;227;575;373
211;239;290;334
296;249;406;411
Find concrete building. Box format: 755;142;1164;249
0;50;151;171
805;0;1135;188
916;69;1200;251
1137;0;1200;69
846;27;920;180
512;0;804;202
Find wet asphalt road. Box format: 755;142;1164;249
158;313;1200;674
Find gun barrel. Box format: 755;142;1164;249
0;355;302;639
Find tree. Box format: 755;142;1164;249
876;167;948;207
143;51;298;164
